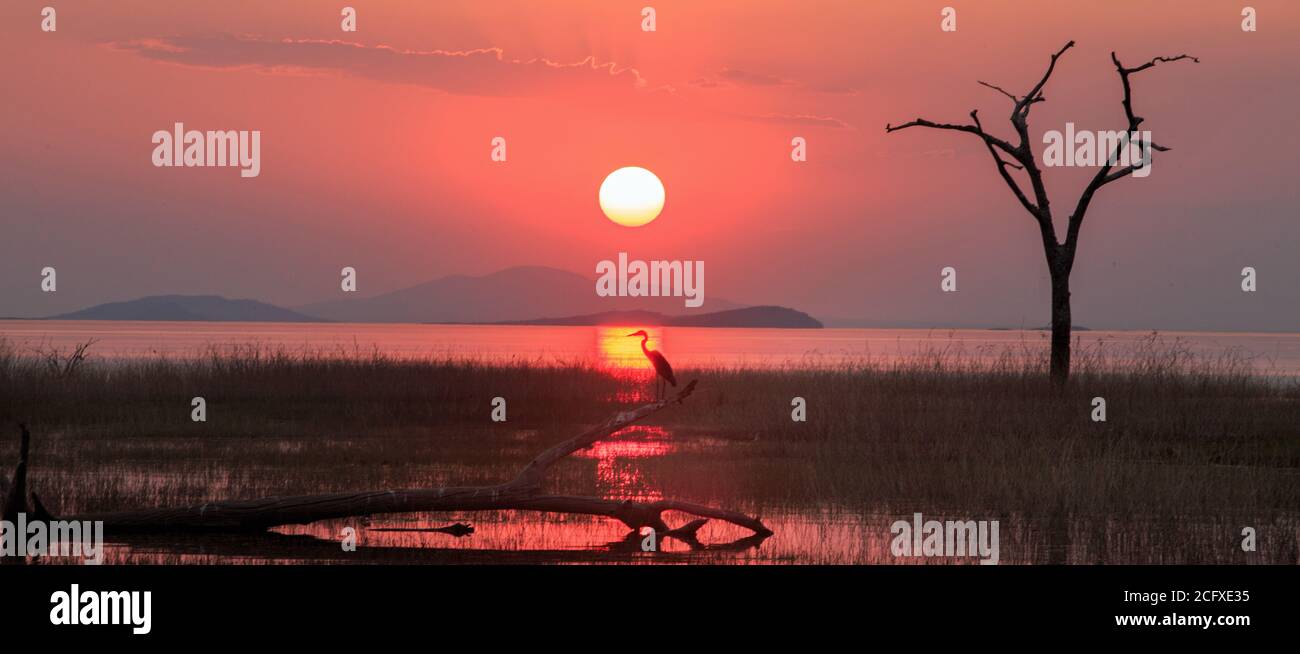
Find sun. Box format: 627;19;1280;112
599;167;665;227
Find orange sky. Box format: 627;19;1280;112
2;1;1297;330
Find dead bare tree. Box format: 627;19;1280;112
2;381;774;556
887;41;1197;383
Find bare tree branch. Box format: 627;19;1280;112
885;117;1022;160
0;423;30;525
886;43;1083;256
1006;43;1079;232
971;110;1038;217
1122;53;1199;75
1016;41;1075;119
1062;51;1198;269
511;380;698;491
978;80;1018;103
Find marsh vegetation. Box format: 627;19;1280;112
1;335;1296;563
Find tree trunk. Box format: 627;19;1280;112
1049;266;1071;385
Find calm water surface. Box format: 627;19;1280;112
5;320;1300;376
7;320;1297;564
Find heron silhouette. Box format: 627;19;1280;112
627;330;676;400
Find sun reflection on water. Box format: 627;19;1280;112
596;326;664;372
575;425;672;502
597;326;669;402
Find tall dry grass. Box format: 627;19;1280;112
0;335;1296;562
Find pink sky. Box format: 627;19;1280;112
2;0;1297;330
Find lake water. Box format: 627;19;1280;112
7;319;1297;564
4;320;1300;377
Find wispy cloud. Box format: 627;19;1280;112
691;67;858;95
717;67;790;87
108;35;653;96
746;112;852;129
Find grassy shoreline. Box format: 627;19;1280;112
2;338;1297;563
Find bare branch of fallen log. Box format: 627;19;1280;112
509;379;696;491
1;423;31;524
605;525;770;554
367;522;475;537
28;378;771;547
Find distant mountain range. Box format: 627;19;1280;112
51;295;318;322
498;306;822;328
43;266;821;328
298;266;745;323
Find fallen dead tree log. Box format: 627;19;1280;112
8;380;773;547
366;522;475;537
0;423;28;524
1;423;52;526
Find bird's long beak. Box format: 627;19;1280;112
626;331;639;337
